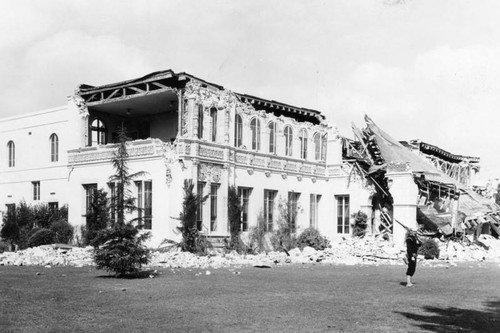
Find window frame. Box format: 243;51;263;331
7;140;15;167
50;133;59;162
264;189;277;232
210;183;219;232
32;181;40;201
235;114;243;147
284;126;293;157
89;118;107;146
210;107;217;142
336;195;350;234
250;117;261;151
299;128;308;160
268;121;276;154
238;187;252;232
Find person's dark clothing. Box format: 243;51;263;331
405;235;419;276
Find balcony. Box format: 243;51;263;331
68;139;176;165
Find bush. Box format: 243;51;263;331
28;228;55;247
270;223;297;252
248;211;267;253
50;220;74;244
351;211;368;237
296;227;330;251
0;240;10;253
93;224;151;277
418;239;440;259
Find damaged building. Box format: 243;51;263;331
344;115;500;242
1;70;498;247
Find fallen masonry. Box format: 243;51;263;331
0;235;499;269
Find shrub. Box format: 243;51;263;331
0;240;10;253
50;220;74;244
92;224;151;277
270;222;297;252
418;239;440;259
248;211;267;253
28;228;55;247
296;227;331;251
351;211;368;237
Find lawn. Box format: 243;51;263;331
1;262;499;332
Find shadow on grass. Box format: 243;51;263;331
96;270;158;279
396;300;500;333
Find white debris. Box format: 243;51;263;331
0;236;499;269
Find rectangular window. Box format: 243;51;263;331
264;190;277;232
48;202;59;212
238;187;252;232
336;195;350;234
6;203;16;215
32;181;40;201
310;194;321;228
197;182;205;231
135;180;153;230
210;184;219;232
288;192;300;232
136;181;143;227
144;181;152;230
268;122;276;154
84;184;98;215
210;108;217;142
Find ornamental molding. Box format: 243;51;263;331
70;88;89;117
184;81;238;110
198;163;223;183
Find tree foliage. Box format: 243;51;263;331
85;189;110;245
227;186;242;251
108;125;147;226
92;125;151;276
93;224;151;276
177;179;208;253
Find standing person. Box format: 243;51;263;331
404;227;442;287
404;230;420;287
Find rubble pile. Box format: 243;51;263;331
0;245;94;267
0;236;499;269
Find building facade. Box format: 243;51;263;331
0;70;375;246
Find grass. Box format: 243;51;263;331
1;262;499;332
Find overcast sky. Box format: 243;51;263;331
1;0;499;182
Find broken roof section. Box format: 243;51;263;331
75;69;325;125
351;115;499;237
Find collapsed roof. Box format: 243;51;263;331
348;115;499;237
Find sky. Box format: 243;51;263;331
1;0;499;183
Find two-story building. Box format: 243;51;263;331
1;70;371;246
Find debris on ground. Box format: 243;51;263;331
0;235;499;269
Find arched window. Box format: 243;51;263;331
234;114;243;147
268;121;276;154
299;129;307;159
7;141;15;167
210;107;217;142
250;118;261;151
314;132;328;161
50;134;59;162
90;118;107;146
284;126;293;157
314;133;321;160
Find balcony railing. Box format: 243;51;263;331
68;139;175;165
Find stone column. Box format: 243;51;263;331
386;162;418;244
